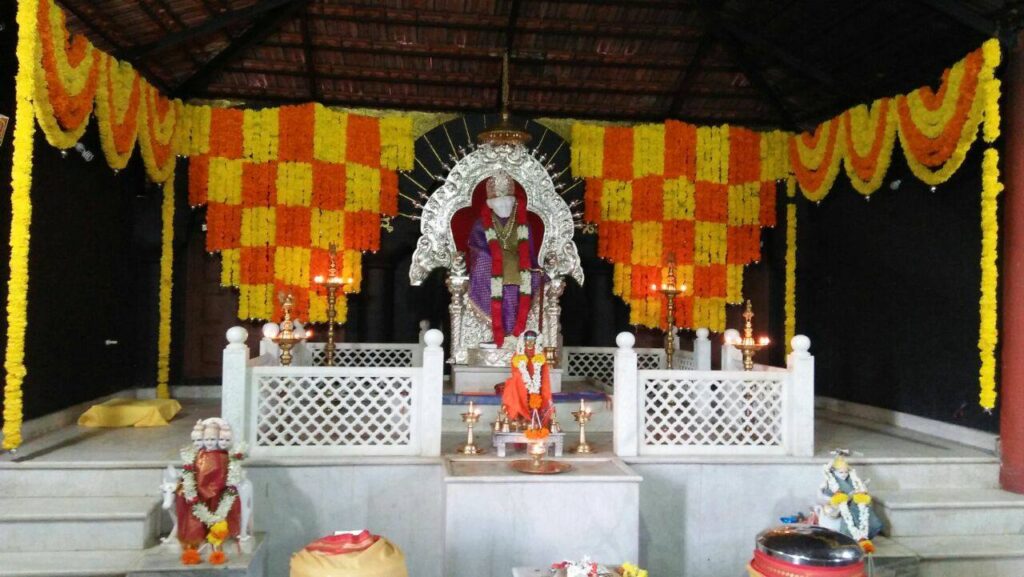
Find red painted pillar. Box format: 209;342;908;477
1001;36;1024;493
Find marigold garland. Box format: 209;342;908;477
978;40;1002;410
841;99;896;196
572;120;781;331
784;180;797;355
32;0;99;150
157;176;175;399
187;102;414;322
3;0;39;451
138;83;178;184
94;53;141;170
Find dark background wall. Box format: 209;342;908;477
796;144;997;432
0;0;168;422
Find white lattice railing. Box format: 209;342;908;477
613;332;815;457
222;326;445;457
561;328;712;387
305;343;420;368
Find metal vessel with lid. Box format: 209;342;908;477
755;525;864;567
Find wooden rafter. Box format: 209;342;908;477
715;28;798;132
666;27;716;116
58;0;172;92
262;36;693;69
176;0;310;97
300;3;319;101
126;0;301;60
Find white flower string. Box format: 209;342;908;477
180;445;244;528
823;462;870;543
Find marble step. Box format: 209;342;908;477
850;460;1000;490
875;489;1024;537
0;550;139;576
0;497;161;552
894;534;1024;577
0;466;166;498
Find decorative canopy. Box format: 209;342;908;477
59;0;1017;129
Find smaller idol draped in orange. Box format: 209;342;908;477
175;418;243;565
500;331;554;436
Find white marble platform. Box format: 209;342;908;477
0;496;160;552
443;457;640;577
876;488;1024;537
128;534;266;577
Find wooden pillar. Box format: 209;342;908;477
1001;37;1024;493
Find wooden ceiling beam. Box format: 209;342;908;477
223;63;687;94
717;30;798;131
263;35;691;69
175;1;310;97
305;4;698;40
59;0;173;92
666;23;716;116
125;0;301;60
299;3;319;101
136;0;205;68
201;87;495;112
722;22;869;101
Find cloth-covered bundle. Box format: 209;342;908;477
290;531;407;577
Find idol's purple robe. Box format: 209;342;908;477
467;216;543;341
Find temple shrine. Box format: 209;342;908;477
1;1;1023;576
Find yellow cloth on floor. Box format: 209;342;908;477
78;398;182;428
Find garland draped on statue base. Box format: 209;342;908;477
571;122;788;331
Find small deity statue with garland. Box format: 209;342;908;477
175;418;246;565
501;330;554;437
818;451;883;552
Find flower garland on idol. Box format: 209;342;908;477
481;173;532;346
823;461;873;552
514;333;550;440
179;444;244;531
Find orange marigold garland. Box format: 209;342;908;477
33;0;100;149
186;103;414;323
94;53;142;171
138;83;178;183
572;120;781;332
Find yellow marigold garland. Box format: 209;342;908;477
94;53;141;171
785;179;797;355
157;176;175;399
842;99;896;196
32;0;98;150
4;0;39;450
978;39;1001;410
138;83;178;183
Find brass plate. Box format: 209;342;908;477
509;459;574;475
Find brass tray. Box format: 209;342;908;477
509;459;574;475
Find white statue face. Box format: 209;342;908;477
202;425;220;450
487;196;516;219
217;436;232;450
834;464;850;480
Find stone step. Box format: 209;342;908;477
0;466;166;498
850;460;1000;490
0;497;161;552
875;489;1024;537
0;550;138;576
894;534;1024;577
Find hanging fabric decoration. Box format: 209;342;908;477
33;0;100;150
186;103;414;323
572;121;787;332
3;0;40;451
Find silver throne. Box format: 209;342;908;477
409;134;584;386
